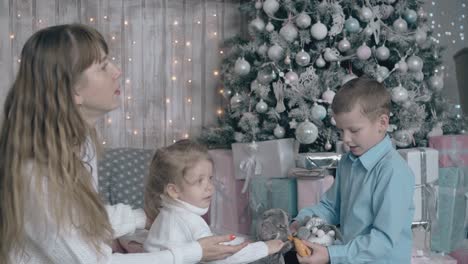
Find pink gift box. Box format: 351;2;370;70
450;244;468;264
208;149;251;236
297;175;334;211
429;135;468;168
412;249;457;264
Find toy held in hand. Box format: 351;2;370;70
295;216;343;246
252;208;293;264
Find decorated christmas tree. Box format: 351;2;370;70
201;0;467;151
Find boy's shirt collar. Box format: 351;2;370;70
348;135;393;171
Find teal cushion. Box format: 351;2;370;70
98;148;154;209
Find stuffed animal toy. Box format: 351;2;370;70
295;216;343;247
252;208;293;264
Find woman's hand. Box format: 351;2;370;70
198;235;248;261
296;240;330;264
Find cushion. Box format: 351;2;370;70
98;148;154;209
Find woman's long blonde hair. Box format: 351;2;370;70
0;24;112;263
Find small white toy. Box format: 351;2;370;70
296;216;342;246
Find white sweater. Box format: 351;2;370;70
144;196;268;264
11;142;202;264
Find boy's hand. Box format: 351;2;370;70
296;240;330;264
289;220;300;234
264;239;285;255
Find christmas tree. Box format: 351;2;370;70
201;0;467;151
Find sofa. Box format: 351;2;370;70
98;148;154;209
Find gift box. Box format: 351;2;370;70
231;138;297;180
208;149;251;235
429;134;468;168
249;177;297;236
431;166;468;253
450;242;468;264
295;152;341;170
411;249;457;264
398;148;439;223
296;175;334;211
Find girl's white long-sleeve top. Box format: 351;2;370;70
144;196;268;264
11;142;203;264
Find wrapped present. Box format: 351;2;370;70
295;152;341;170
429;134;468;168
450;242;468;264
231;139;297;182
208;149;251;236
249;177;297;236
411;249;457;264
431;166;468;253
296;175;334;211
398;148;439;223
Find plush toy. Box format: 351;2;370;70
295;216;343;247
252;208;293;264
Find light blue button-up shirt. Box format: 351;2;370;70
296;135;415;264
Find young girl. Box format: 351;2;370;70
144;139;285;263
0;24;244;264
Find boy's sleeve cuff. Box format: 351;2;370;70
327;245;347;263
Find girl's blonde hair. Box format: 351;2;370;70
0;24;112;263
144;139;212;220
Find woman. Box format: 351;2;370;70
0;24;245;264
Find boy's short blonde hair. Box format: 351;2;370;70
331;77;391;120
144;139;212;220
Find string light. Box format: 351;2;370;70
128;58;132;62
213;13;217;17
124;20;129;25
192;117;195;120
186;41;191;46
174;20;179;25
188;79;192;83
17;13;21;18
196;21;201;24
107;118;112;124
174;40;179;44
171;76;177;81
213;32;218;36
126;114;131;120
133;41;136;45
213;70;219;76
89;17;94;22
126;79;130;84
219;89;224;94
111;57;116;61
166;98;171;103
38;19;42;24
187;58;192;62
104;15;108;20
219;50;224;54
9;34;14;39
174;60;178;64
133;130;138;135
216;109;223;115
169;119;173;124
17;59;21;63
111;36;116;40
102;140;107;145
173;139;177;143
127;96;132;100
187;98;192;103
184;133;189;138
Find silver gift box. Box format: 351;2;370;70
296;152;341;170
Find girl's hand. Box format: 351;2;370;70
198;234;248;261
265;239;285;255
296;240;330;264
289;220;300;234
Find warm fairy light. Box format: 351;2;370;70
213;32;218;36
102;140;107;145
133;41;136;44
126;79;130;84
197;21;201;24
184;133;189;138
9;34;14;39
219;50;224;54
187;58;192;62
219;89;224;94
128;58;132;62
174;60;178;64
104;15;108;20
111;57;116;61
89;17;94;22
174;40;179;44
169;119;173;124
127;96;132;100
17;13;21;18
187;98;192;103
111;36;116;40
166;98;171;103
213;71;219;76
17;59;21;63
107;118;112;124
192;117;195;120
213;14;217;17
174;20;179;25
217;109;223;115
186;41;191;46
133;130;138;135
38;19;42;24
171;76;177;81
173;139;177;143
126;115;131;120
124;20;129;25
188;79;192;83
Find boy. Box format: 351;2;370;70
291;77;415;264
